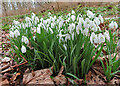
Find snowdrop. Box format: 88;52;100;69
94;17;100;26
58;30;66;43
79;17;84;24
71;15;75;21
13;20;20;25
48;12;51;16
89;21;96;28
10;27;14;31
72;10;75;14
109;21;118;29
90;32;96;44
87;10;95;18
9;31;14;38
94;35;99;44
76;26;80;34
104;32;110;41
21;36;29;44
37;27;41;34
35;17;39;25
25;17;31;22
21;45;26;53
68;23;75;33
91;26;101;32
114;22;118;28
82;28;89;36
59;20;64;29
84;21;90;28
98;15;104;23
14;29;20;38
67;13;71;17
98;33;105;43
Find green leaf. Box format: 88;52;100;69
66;73;80;80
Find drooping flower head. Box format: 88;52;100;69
21;45;26;53
21;36;29;44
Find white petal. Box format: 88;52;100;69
21;45;26;53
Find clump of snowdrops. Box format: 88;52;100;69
9;10;119;80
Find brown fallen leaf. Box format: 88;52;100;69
107;77;120;85
1;79;9;86
53;66;67;85
23;66;54;85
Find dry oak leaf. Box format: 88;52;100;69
1;79;9;86
23;66;54;85
53;66;67;85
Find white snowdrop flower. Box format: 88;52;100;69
21;45;26;53
90;32;96;44
98;33;105;43
32;12;36;17
85;18;90;23
25;17;31;22
114;22;118;29
9;31;14;38
68;23;75;33
43;20;47;25
14;29;20;38
35;17;39;25
79;17;84;24
48;12;51;16
94;35;99;44
78;21;82;28
58;30;66;43
51;23;54;28
98;26;101;31
76;26;80;34
40;18;43;22
84;21;90;28
10;27;14;31
21;36;29;44
37;26;41;34
82;28;89;36
59;20;64;29
98;15;104;23
67;13;71;17
109;21;118;29
66;17;70;22
77;14;82;21
13;20;20;25
87;10;95;18
72;10;75;14
109;21;114;29
71;15;75;21
76;22;82;35
104;32;110;41
33;36;35;41
89;21;96;28
49;27;53;34
94;17;100;25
